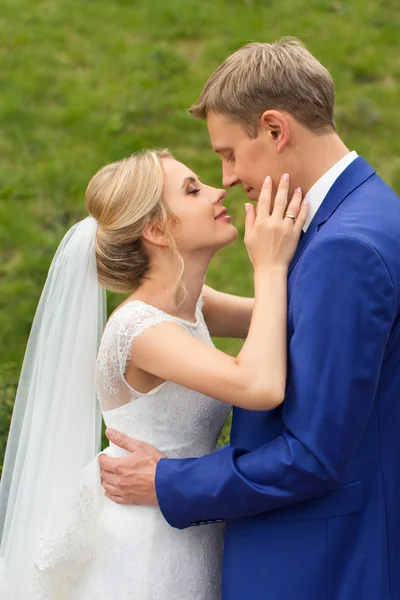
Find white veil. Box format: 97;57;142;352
0;216;107;597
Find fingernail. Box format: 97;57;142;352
265;175;271;184
295;187;302;194
245;203;250;213
107;428;117;438
303;198;309;205
282;173;289;182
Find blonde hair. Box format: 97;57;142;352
189;38;336;137
86;149;185;296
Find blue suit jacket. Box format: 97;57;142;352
156;157;400;600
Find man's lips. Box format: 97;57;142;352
245;187;258;200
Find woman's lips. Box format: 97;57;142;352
215;208;230;220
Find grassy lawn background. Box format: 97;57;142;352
1;0;400;468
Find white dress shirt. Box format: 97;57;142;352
303;151;358;232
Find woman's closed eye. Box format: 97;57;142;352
188;187;201;196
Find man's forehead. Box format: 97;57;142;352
207;111;232;134
207;113;245;152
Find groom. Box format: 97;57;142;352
99;39;400;599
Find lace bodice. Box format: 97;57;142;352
95;298;231;458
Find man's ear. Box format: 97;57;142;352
141;221;169;248
260;110;290;153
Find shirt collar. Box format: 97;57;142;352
303;151;358;232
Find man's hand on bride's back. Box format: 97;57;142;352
99;428;166;506
244;173;308;271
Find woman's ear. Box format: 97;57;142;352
260;110;290;153
141;221;169;248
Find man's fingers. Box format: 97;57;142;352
100;468;119;486
105;493;127;505
102;480;120;496
106;428;141;452
98;453;117;473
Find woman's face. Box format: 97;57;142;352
161;158;238;255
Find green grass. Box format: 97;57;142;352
1;0;400;468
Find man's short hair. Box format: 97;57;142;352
189;38;336;137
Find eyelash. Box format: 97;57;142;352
188;188;200;195
226;154;235;163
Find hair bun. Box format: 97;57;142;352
85;150;171;293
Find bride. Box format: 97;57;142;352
0;149;306;599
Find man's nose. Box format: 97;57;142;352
222;163;240;189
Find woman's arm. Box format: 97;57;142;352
201;284;254;339
129;176;307;411
129;265;289;410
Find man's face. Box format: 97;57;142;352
207;111;282;201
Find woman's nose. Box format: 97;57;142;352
214;189;227;205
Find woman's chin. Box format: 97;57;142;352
206;226;239;256
220;226;239;247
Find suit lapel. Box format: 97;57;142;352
288;157;376;275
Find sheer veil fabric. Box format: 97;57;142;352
0;217;107;597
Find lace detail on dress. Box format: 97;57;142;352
95;300;204;412
31;459;103;599
95;302;180;412
116;302;178;381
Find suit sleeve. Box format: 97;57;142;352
155;234;396;528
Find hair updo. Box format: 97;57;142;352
85;149;175;294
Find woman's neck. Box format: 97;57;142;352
131;251;210;322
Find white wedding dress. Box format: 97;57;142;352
33;297;230;600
